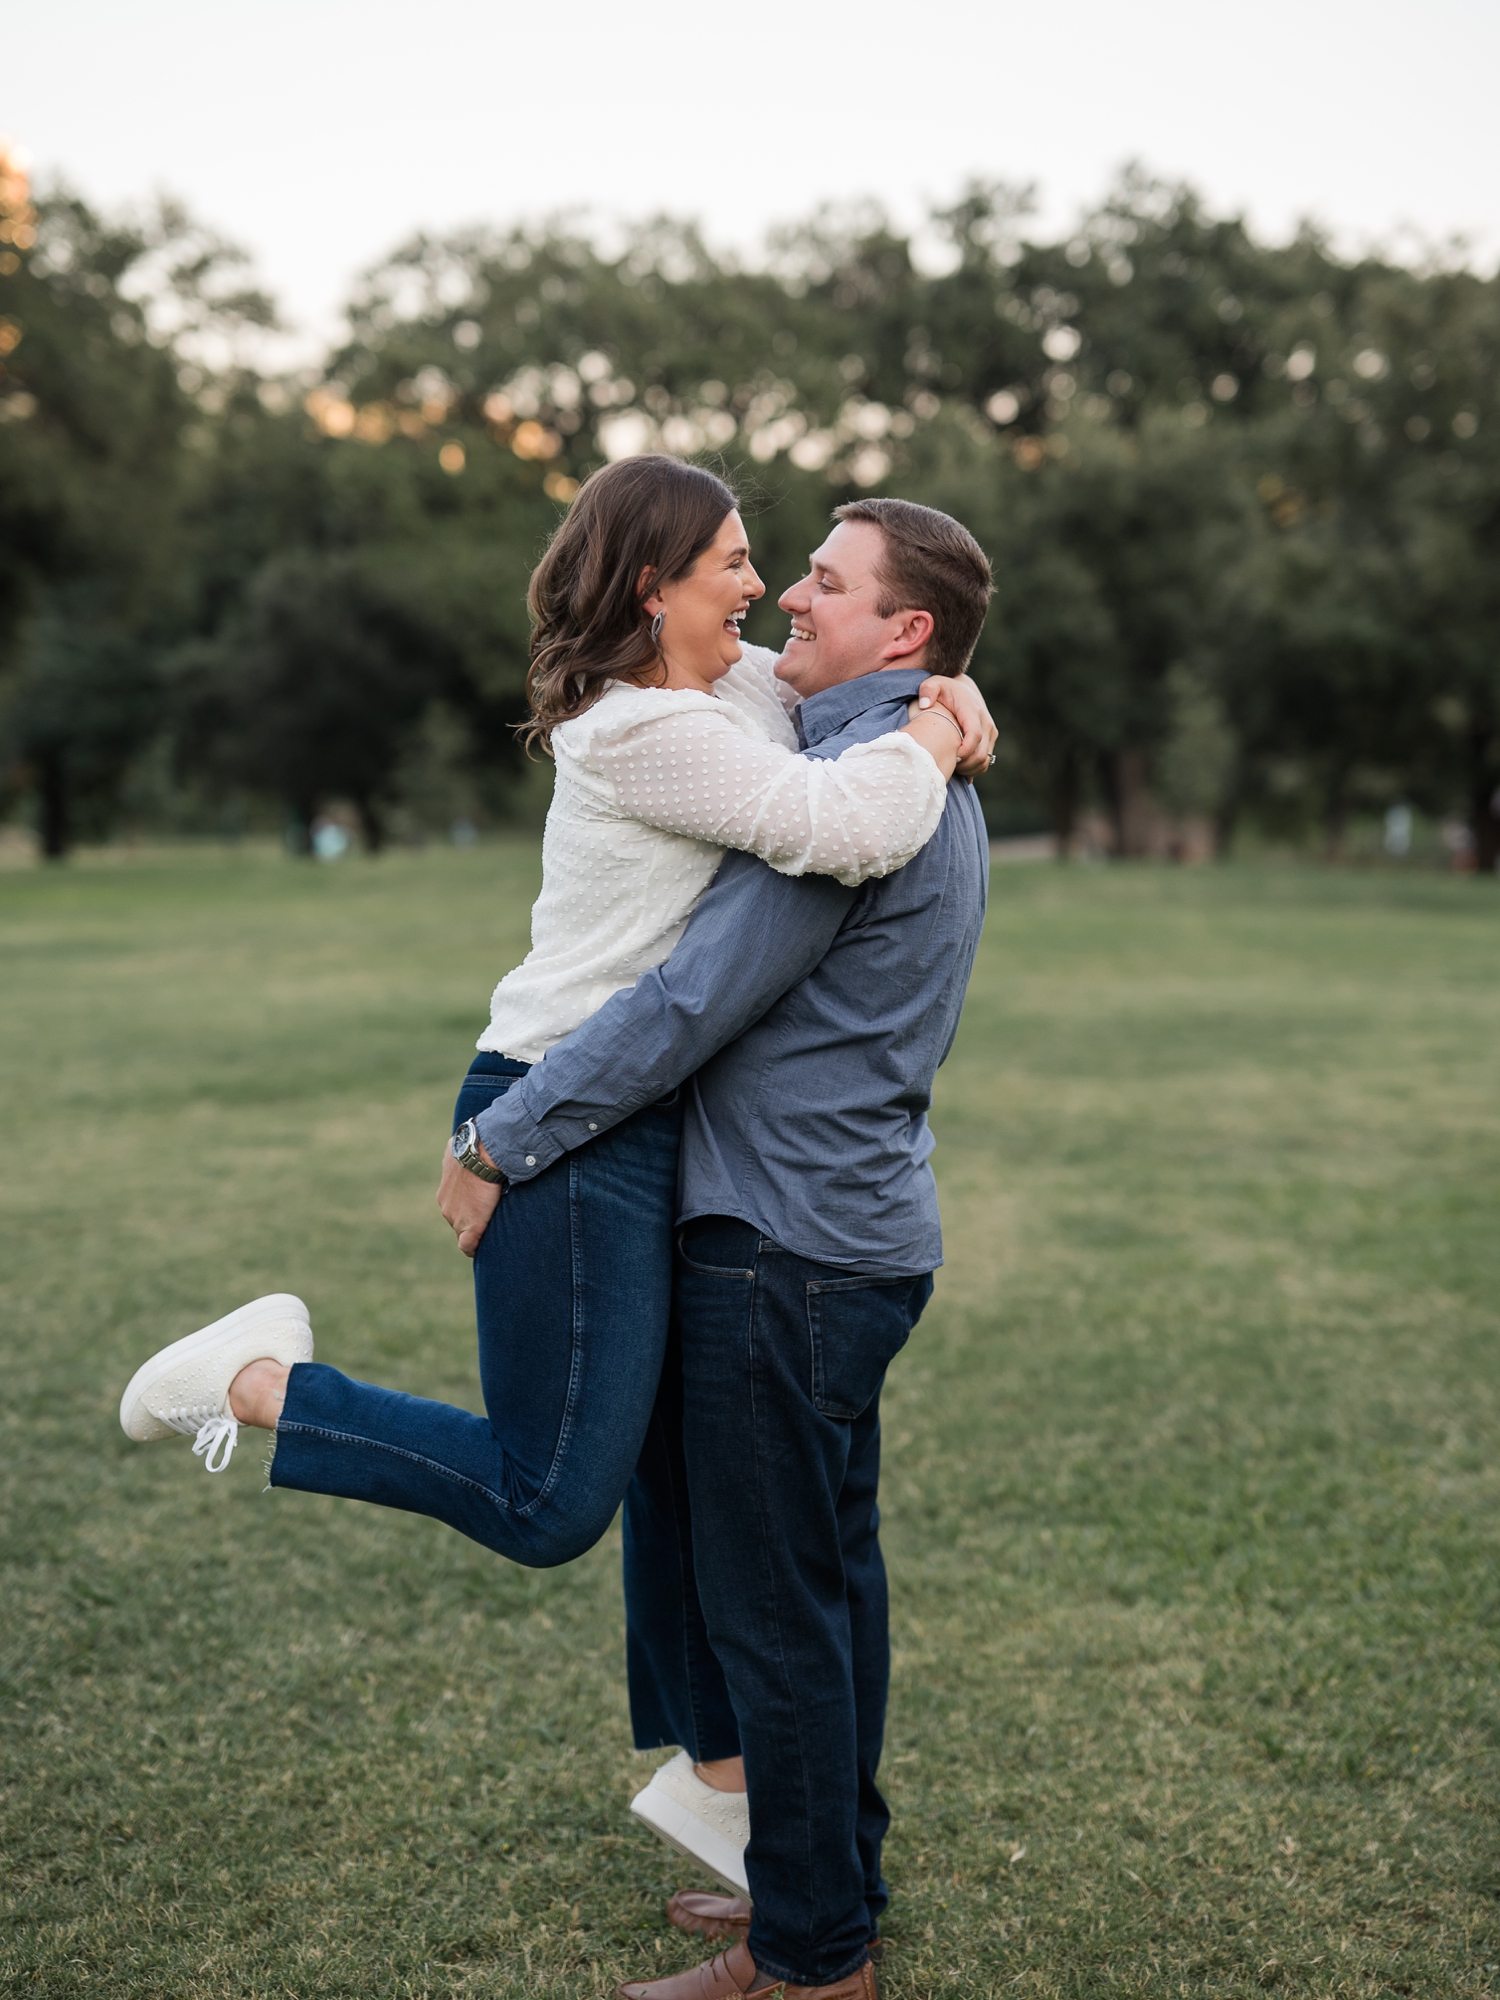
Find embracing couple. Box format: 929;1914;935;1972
120;457;996;1999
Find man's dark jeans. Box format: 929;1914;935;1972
624;1216;932;1989
271;1054;681;1567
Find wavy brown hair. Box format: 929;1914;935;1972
522;456;739;751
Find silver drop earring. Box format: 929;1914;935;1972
650;610;665;646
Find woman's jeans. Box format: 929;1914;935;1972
270;1053;681;1569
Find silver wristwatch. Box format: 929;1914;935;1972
451;1118;507;1187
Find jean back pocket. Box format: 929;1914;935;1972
806;1273;933;1420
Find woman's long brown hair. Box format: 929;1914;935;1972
522;456;739;752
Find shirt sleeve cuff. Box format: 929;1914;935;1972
473;1095;565;1183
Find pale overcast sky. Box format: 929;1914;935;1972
7;0;1496;360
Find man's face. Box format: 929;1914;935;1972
774;521;926;698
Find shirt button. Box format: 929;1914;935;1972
588;1122;598;1131
525;1155;537;1167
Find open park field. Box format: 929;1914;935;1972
2;845;1498;1999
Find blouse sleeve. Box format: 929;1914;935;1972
588;700;949;886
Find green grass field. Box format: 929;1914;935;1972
3;845;1498;1999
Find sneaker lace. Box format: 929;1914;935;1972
163;1402;240;1473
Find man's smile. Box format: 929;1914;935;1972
787;623;814;644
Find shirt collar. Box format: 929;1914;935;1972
794;668;929;750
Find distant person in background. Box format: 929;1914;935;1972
117;460;995;1994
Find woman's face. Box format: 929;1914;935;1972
648;510;765;686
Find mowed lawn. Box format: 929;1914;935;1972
2;844;1498;2000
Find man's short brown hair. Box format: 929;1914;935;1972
832;497;993;677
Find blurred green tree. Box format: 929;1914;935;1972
5;146;1498;866
174;552;465;852
0;149;276;852
1;594;161;856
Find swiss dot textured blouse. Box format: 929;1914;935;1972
479;646;948;1062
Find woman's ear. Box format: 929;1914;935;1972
637;565;663;616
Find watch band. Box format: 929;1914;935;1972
451;1118;507;1186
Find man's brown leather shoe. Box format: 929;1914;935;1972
666;1889;753;1943
615;1938;876;1999
663;1894;886;1964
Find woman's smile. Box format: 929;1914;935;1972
647;508;765;694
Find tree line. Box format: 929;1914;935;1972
1;149;1497;862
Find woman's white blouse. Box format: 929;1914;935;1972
479;646;947;1061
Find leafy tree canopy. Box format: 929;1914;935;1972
2;152;1497;862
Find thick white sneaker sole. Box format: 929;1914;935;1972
119;1294;313;1469
629;1750;750;1896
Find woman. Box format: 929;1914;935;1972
118;457;986;1567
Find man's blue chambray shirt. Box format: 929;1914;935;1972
473;666;989;1277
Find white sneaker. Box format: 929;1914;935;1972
119;1294;313;1473
629;1751;750;1895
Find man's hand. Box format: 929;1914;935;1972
437;1140;502;1258
916;674;997;778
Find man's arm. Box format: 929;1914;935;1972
473;851;857;1183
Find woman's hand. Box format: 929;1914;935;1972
437;1141;502;1258
915;674;998;777
902;700;964;779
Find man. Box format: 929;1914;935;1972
461;498;993;1998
